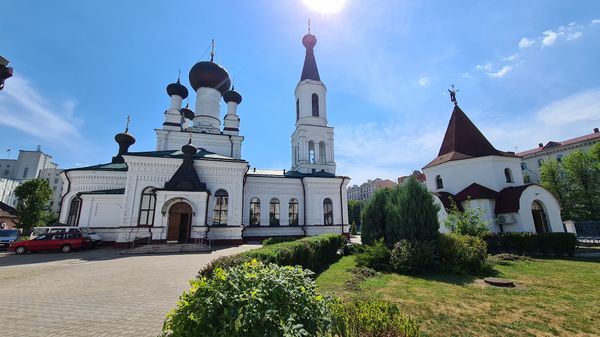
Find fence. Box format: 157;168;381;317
573;221;600;245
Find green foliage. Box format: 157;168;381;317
199;234;345;278
14;179;53;232
437;233;488;274
355;239;391;271
540;143;600;221
329;299;420;337
262;236;299;245
481;232;577;257
350;220;358;235
444;198;490;236
344;266;380;291
162;260;332;337
390;239;437;275
361;178;440;247
347;200;364;228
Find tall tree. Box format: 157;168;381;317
361;188;391;245
14;179;53;232
540;159;571;218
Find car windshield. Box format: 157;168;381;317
32;228;48;236
0;230;18;237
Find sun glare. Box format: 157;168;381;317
303;0;347;14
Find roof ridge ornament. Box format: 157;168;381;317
308;19;311;34
125;115;131;132
448;84;459;106
210;39;215;62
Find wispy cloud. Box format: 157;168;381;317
541;30;559;46
593;19;600;24
418;76;429;86
487;66;512;78
0;75;84;149
518;37;535;49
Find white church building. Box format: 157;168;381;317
423;99;563;234
58;31;350;246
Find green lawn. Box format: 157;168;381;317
316;255;600;337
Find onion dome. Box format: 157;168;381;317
300;33;321;81
180;103;195;120
112;128;136;164
166;79;189;99
302;33;317;49
188;61;231;94
223;86;242;104
182;138;197;156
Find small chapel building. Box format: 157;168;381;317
423;100;563;234
58;31;350;246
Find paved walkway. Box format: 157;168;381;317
0;245;259;337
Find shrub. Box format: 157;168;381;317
481;232;577;257
437;233;488;274
390;239;437;275
355;239;391;271
162;260;331;337
444;198;490;236
329;299;419;337
344;266;380;290
262;236;299;245
199;234;345;278
350;220;358;235
347;244;366;255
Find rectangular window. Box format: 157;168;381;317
23;167;29;178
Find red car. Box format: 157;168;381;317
9;232;91;254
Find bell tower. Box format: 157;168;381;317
291;25;336;174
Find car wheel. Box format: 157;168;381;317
61;245;72;253
15;246;26;255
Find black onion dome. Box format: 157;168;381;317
182;139;197;156
223;87;242;104
115;129;136;146
180;107;195;120
302;34;317;49
188;61;231;94
166;79;189;99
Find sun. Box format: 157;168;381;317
303;0;347;14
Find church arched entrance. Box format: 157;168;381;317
531;200;550;233
167;202;192;243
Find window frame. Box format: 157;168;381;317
66;196;82;227
137;187;156;227
435;175;444;189
249;197;261;226
311;93;319;117
323;198;333;225
212;189;229;226
288;198;299;226
269;198;280;226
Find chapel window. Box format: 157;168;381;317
309;141;315;164
66;196;82;226
319;141;326;164
138;187;156;226
323;198;333;225
296;98;300;121
435;175;443;189
269;198;280;226
212;189;228;226
312;93;319;117
288;198;299;226
504;168;513;183
249;197;261;226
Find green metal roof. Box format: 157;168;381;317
66;162;128;172
125;149;245;162
79;188;126;195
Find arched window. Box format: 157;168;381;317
250;197;260;226
212;189;228;226
308;141;315;164
269;198;280;226
319;141;326;164
323;198;333;225
66;196;82;226
288;198;299;226
537;159;544;167
521;162;527;170
138;187;156;226
312;93;319;117
435;175;443;189
296;98;300;121
504;168;513;183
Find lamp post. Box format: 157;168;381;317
0;56;13;91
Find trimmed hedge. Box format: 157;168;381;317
262;236;300;245
199;234;345;277
482;232;576;257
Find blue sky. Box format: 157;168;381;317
1;0;600;185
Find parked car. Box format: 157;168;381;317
0;229;19;249
10;232;92;254
30;226;102;245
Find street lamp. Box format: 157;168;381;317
0;56;13;91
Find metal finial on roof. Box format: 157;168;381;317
210;39;215;62
448;84;459;106
125;115;131;132
188;134;192;144
177;68;181;83
308;19;311;34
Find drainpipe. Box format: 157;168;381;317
204;191;211;240
241;165;250;238
58;170;72;223
228;135;234;158
301;177;307;236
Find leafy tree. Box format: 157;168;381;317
540;143;600;221
14;179;53;232
444;198;490;236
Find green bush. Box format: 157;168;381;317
390;239;437;275
199;234;345;278
481;232;576;257
262;236;299;245
329;299;419;337
355;239;391;271
162;260;331;337
437;233;488;274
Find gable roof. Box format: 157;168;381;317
454;183;499;201
495;185;530;213
516;130;600;157
424;105;518;168
0;201;17;216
